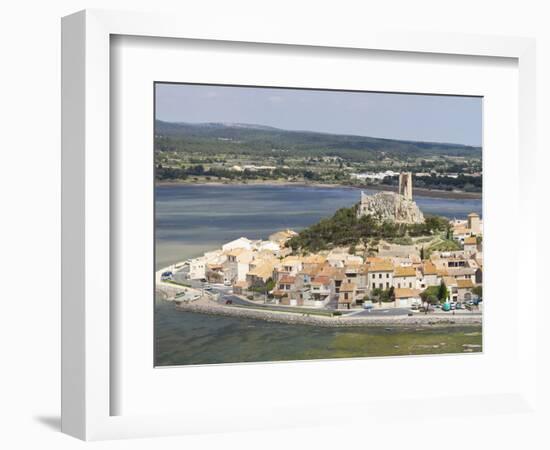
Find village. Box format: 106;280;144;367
157;173;483;319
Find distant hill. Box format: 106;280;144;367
155;120;482;161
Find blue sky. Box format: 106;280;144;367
156;83;482;147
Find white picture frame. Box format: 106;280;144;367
61;9;538;441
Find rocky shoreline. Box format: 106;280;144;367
174;300;482;328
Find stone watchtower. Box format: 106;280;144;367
398;172;413;200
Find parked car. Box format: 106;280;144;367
161;271;173;281
225;299;233;305
223;280;232;286
203;284;213;291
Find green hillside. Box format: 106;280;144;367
155;121;481;162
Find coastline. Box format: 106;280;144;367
155;179;482;200
174;298;482;329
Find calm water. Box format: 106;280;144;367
155;184;482;366
155;184;482;269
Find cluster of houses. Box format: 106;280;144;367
187;214;483;310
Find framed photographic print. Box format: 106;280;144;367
62;9;538;441
153;82;484;367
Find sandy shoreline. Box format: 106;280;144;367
156;179;482;200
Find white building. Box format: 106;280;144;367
223;248;255;282
189;256;207;280
222;237;253;252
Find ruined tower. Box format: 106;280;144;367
398;172;413;200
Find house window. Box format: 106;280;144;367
344;293;348;300
386;282;389;288
398;283;401;288
378;274;382;279
386;273;389;278
372;274;375;279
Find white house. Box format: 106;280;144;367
394;288;422;307
393;266;417;290
368;261;394;290
254;240;281;254
222;237;253;252
189;256;207;280
223;248;254;282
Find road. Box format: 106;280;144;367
172;266;481;318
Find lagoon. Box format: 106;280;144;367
155;184;482;269
154;184;482;366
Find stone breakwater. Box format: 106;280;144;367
174;300;482;328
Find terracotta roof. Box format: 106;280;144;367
339;283;357;292
456;279;475;289
464;236;477;245
332;271;346;281
422;261;438;275
366;257;385;264
299;265;321;277
247;263;274;279
468;212;480;217
311;275;331;285
394;266;416;277
442;276;457;287
281;256;302;265
278;275;296;284
233;280;248;288
368;261;394;272
303;255;326;264
446;267;476;276
394;288;421;299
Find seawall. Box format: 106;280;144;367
174;300;482;328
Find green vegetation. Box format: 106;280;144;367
154;121;482;191
369;287;395;303
156;121;482;161
420;281;448;305
472;285;482;298
382;173;482;193
426;237;461;256
286;206;450;253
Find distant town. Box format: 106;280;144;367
156;172;482;326
155;121;482;198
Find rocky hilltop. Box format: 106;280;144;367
357;191;425;224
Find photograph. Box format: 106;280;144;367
154;83;483;366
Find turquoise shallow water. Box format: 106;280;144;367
155;299;482;366
154;184;482;366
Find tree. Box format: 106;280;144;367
420;246;425;260
371;288;383;306
438;281;448;302
265;278;275;292
420;286;440;303
472;285;482;298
